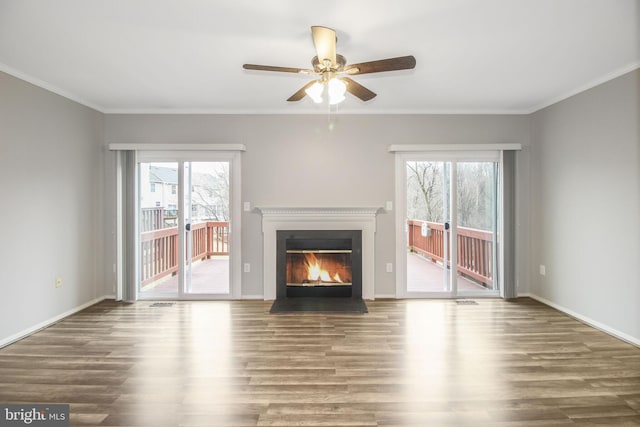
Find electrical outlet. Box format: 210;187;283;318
243;263;251;273
386;263;393;273
539;265;546;276
243;202;251;212
55;277;62;288
385;201;393;211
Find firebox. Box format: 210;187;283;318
286;249;352;286
276;230;362;299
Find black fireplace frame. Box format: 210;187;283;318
276;230;363;299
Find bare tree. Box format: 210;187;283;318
190;164;230;221
406;161;495;231
406;161;443;222
457;162;494;230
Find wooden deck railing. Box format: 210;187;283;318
140;221;229;286
408;219;494;286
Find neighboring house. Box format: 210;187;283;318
140;164;178;211
139;164;227;229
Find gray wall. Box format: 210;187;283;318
530;69;640;342
0;72;104;343
103;114;531;298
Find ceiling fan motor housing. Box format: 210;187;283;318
312;54;347;73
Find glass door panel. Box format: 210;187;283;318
139;162;180;297
183;161;230;295
406;161;451;293
456;162;498;294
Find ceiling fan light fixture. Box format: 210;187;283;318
305;81;324;103
328;78;346;105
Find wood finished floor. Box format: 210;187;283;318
0;298;639;426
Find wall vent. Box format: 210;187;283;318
455;300;478;305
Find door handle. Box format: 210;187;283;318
185;223;191;231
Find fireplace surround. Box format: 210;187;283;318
258;207;380;300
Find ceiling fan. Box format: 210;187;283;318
243;26;416;105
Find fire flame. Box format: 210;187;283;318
305;253;344;283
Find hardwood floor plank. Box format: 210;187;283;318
0;298;638;426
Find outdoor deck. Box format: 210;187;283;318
407;252;488;292
141;256;230;295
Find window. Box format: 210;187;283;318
150;183;156;192
171;185;177;195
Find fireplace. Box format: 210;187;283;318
257;206;380;301
276;230;362;299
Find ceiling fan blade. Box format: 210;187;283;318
341;77;376;101
344;55;416;75
311;26;337;67
243;64;311;74
287;81;317;102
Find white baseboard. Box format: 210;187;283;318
528;294;640;347
374;294;397;299
240;294;265;300
0;296;108;348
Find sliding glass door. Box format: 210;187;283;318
138;159;232;299
401;154;500;297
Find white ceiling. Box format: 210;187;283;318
0;0;638;114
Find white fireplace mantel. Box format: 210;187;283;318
257;207;382;300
